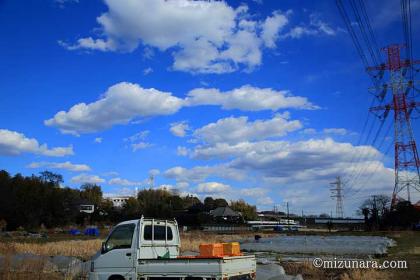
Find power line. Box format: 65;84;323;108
349;0;379;66
345;116;391;189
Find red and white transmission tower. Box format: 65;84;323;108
368;44;420;208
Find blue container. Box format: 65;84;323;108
69;229;81;235
274;225;284;232
84;227;99;236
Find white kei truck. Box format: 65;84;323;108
88;217;257;280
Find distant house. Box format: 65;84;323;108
106;196;131;208
211;206;242;223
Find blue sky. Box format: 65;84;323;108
0;0;419;216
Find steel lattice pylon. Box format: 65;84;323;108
330;176;344;218
368;44;420;207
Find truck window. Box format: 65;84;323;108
144;225;173;241
104;223;135;252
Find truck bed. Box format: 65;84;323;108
137;255;256;278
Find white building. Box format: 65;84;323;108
106;196;132;208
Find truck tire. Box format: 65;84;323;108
108;275;125;280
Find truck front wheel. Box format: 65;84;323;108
108;275;125;280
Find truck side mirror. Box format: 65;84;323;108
101;242;106;254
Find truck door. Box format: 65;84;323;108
95;223;136;275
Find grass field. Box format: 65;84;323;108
384;231;420;279
0;230;418;279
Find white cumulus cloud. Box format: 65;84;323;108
323;128;348;135
261;10;290;48
257;196;274;205
185;85;317;111
46;83;316;135
170;121;190;137
176;146;189;156
71;174;105;184
193;114;302;145
0;129;73;157
281;13;338;39
197;182;231;194
240;187;268;197
108;177;144;186
27;161;91;172
124;130;152;152
131;142;152;152
45;82;183;135
60;0;293;73
164;165;244;183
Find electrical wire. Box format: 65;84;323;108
346;120;394;197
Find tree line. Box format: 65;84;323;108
0;170;257;231
358;194;420;230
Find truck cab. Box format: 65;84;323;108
91;217;180;280
89;217;256;280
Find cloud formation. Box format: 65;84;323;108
27;161;91;172
323;128;348;135
164;165;244;183
0;129;73;157
185;85;317;111
170;121;190;137
187;137;383;182
71;174;105;184
59;0;334;73
193;114;302;145
108;177;144;186
124;130;152;152
46;83;316;135
261;10;290;48
45;82;183;135
197;182;231;194
240;187;268;197
281;13;337;39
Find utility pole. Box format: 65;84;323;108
372;195;379;229
286;202;289;228
330;176;344;218
149;174;154;189
368;44;420;208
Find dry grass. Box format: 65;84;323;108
0;232;253;259
409;246;420;255
282;261;326;279
281;261;392;280
0;239;102;260
0;240;97;279
0;255;64;280
0;232;247;260
339;269;391;280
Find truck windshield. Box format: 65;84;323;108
104;223;135;252
144;225;173;241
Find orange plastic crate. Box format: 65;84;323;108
222;242;241;256
199;243;224;257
